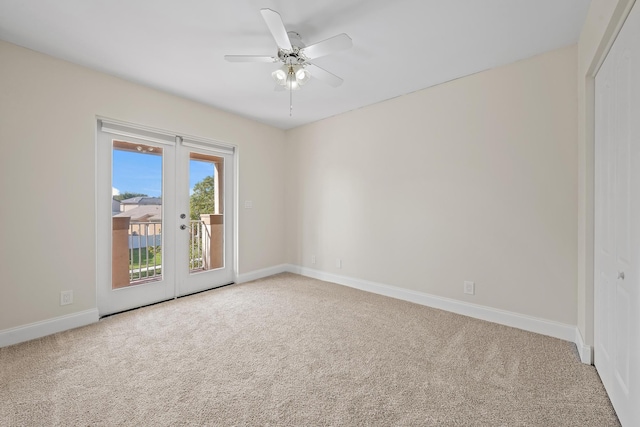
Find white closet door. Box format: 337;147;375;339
594;2;640;426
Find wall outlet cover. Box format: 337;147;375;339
60;290;73;305
464;281;475;295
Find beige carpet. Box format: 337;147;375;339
0;273;619;426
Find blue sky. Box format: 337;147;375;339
112;150;214;198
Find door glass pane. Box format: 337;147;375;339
188;152;224;274
111;140;163;288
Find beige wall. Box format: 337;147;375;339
3;1;632;340
0;40;286;330
285;46;578;325
577;0;636;344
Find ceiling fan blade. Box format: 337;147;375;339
301;33;352;59
260;8;292;51
307;63;344;87
224;55;276;63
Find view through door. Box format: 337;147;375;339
112;140;164;288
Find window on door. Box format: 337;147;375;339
112;140;164;288
188;152;225;274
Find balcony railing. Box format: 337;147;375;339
112;215;222;289
128;221;162;282
127;220;207;283
189;220;206;272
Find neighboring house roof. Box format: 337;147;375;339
114;205;162;222
120;197;162;205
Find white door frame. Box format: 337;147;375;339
96;118;238;316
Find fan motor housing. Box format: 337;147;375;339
278;32;307;65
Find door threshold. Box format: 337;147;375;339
100;281;235;319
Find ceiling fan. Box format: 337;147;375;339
224;8;352;113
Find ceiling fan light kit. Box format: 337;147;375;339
272;64;310;90
225;8;352;115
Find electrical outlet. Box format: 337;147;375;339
336;258;342;269
311;255;316;264
464;281;475;295
60;290;73;306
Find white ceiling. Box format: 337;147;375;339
0;0;591;130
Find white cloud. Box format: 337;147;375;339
112;187;120;196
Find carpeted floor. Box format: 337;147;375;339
0;273;619;426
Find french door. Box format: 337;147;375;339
594;2;640;425
97;119;235;316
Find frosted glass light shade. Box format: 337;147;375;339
272;65;311;90
295;68;310;85
272;68;287;85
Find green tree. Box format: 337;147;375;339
190;176;215;220
114;192;148;201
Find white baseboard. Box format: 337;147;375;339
236;264;288;284
0;309;99;348
2;266;593;366
0;263;289;348
285;264;580;346
575;328;594;365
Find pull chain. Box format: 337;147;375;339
289;85;293;116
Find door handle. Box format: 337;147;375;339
618;271;625;280
180;224;187;230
